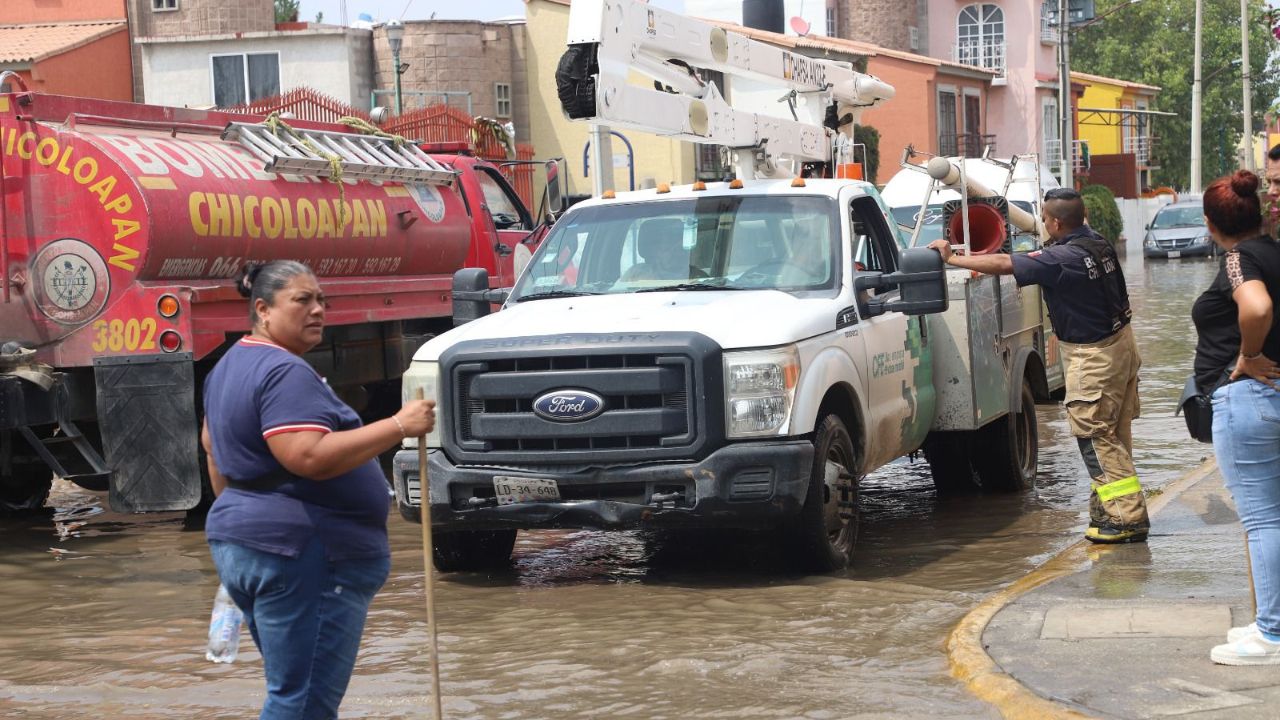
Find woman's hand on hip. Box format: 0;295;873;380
395;400;436;438
1232;353;1280;389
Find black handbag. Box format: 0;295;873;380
1177;369;1231;444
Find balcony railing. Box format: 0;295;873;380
1122;134;1153;167
1041;2;1060;43
939;133;997;158
952;40;1006;76
1044;139;1090;179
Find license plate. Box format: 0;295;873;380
1168;251;1181;258
493;476;560;505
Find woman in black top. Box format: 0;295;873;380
1192;170;1280;666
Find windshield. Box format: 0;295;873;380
510;195;840;301
891;200;1038;251
1151;205;1205;229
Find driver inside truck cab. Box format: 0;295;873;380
620;218;704;282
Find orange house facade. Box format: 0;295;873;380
0;0;132;101
727;25;996;182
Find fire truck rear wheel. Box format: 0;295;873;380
974;379;1038;492
432;529;517;572
785;414;858;572
0;465;52;515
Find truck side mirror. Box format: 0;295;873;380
853;247;948;318
451;268;510;326
545;160;565;215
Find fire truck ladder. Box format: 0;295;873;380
223;121;456;186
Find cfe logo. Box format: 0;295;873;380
31;238;111;325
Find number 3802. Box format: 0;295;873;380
91;318;157;352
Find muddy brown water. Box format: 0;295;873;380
0;251;1219;719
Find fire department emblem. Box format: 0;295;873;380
408;184;447;223
31;238;111;325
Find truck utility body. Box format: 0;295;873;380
0;85;547;514
392;0;1061;571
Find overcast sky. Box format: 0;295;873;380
298;0;685;24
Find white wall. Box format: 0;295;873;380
1119;196;1173;254
140;30;371;109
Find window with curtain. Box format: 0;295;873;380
211;53;280;107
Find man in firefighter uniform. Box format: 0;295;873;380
929;188;1149;543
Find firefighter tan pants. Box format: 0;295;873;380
1061;325;1150;530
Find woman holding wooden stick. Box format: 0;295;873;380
201;260;435;717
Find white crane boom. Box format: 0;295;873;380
556;0;895;179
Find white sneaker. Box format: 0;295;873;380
1211;632;1280;666
1227;623;1258;643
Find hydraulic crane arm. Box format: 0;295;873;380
555;0;895;179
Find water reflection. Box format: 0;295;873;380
0;252;1219;718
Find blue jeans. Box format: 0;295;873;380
209;538;391;720
1213;379;1280;641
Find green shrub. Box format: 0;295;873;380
1080;184;1122;246
854;124;880;185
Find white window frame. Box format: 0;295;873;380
956;4;1006;74
209;52;281;107
152;0;178;11
495;82;512;119
826;4;837;37
938;85;959;156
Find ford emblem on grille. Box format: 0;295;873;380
532;390;605;422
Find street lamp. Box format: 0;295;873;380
386;20;404;116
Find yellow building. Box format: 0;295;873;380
1073;71;1162;194
525;0;696;197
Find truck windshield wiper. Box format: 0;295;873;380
513;290;601;302
635;282;745;293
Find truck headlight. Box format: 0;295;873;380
1143;236;1157;248
400;360;442;448
1193;233;1211;245
724;346;799;437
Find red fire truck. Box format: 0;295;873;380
0;80;555;514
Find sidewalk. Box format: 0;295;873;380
949;460;1280;720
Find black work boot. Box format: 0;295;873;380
1085;524;1149;544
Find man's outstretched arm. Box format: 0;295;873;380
926;239;1015;276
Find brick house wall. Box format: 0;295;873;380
373;20;530;143
839;0;919;52
128;0;275;101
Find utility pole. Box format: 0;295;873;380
1058;0;1074;188
1190;0;1203;193
1241;0;1254;172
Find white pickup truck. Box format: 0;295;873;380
393;169;1062;572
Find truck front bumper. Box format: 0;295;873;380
392;441;814;531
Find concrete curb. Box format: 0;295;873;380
945;457;1220;719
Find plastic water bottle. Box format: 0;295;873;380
206;584;244;663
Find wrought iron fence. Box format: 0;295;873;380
939;133;997;158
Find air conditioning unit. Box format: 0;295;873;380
908;26;920;51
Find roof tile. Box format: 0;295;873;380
0;21;126;64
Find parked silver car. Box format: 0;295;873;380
1143;199;1214;259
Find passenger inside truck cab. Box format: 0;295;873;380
619;217;704;282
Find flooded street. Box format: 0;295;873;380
0;249;1221;719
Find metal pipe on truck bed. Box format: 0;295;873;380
926;157;1040;235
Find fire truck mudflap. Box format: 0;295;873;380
94;353;200;512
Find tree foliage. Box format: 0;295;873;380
1070;0;1280;191
274;0;299;23
1081;184;1123;246
854;124;880;184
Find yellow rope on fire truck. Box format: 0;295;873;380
263;112;350;226
337;116;409;148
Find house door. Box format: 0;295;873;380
938;91;958;156
963;94;982;156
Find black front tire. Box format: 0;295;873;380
432;529;517;572
785;415;859;572
974;380;1038;492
